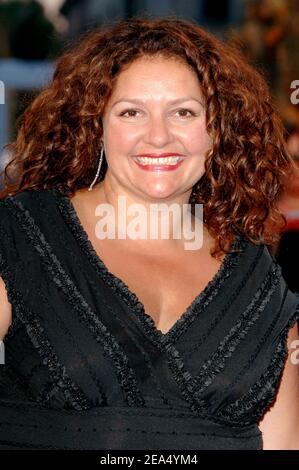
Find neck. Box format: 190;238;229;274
90;179;204;251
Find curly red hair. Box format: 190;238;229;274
0;15;295;259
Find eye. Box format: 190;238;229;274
175;108;197;117
118;107;197;118
119;108;140;117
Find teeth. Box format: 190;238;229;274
135;156;181;165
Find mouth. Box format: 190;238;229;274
131;155;186;171
132;156;185;166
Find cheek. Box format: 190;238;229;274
106;120;139;144
186;128;212;152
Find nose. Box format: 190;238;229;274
144;113;174;147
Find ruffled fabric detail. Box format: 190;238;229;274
192;262;281;399
0;250;90;410
2;188;296;435
53;187;247;345
52;188;252;417
0;252;21;342
15;302;91;410
28;191;113;406
184;243;264;358
218;294;299;426
138;259;276;423
53;189;145;312
4;195;145;408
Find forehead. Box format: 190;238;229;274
109;55;203;99
117;55;197;78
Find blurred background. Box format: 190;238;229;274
0;0;299;291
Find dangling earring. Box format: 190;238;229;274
88;145;104;191
190;182;199;204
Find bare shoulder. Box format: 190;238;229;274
0;276;12;341
258;322;299;449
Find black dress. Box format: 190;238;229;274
0;188;298;450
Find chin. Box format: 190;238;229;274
141;192;178;201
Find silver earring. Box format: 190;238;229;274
88;146;104;191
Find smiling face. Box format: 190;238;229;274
101;55;213;203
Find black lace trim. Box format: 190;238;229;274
166;234;248;343
30;191;110;406
0;251;90;410
53;187;247;345
155;264;280;420
53;189;146;317
2;189;295;430
16;304;91;411
0;221;23;341
185;243;264;358
4;196;145;408
51;188;253;418
33;190;173;408
192;262;281;399
104;304;175;408
0;255;20;342
215;263;289;420
218;291;299;426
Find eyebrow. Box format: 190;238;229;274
112;97;204;107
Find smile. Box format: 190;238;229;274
131;155;185;172
134;157;183;166
133;156;183;165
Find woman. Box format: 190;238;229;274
0;16;298;450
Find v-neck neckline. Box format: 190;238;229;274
52;187;246;344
